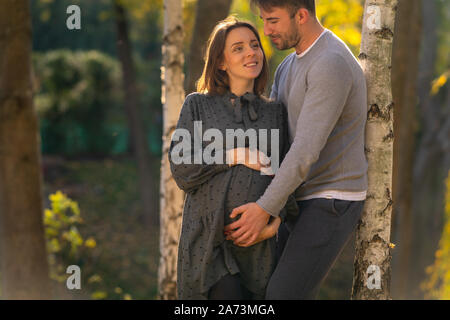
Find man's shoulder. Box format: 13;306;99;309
309;47;362;80
275;52;297;73
318;31;363;71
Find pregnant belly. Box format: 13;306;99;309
224;165;273;225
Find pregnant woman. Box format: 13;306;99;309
169;17;297;300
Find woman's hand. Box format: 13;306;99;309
226;148;272;174
225;216;281;247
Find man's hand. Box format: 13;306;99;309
227;216;281;247
223;202;271;246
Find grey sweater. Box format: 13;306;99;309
256;29;368;217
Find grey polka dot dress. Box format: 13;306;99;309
169;91;298;300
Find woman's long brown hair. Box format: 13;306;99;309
196;16;269;96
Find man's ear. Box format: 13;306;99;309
296;8;310;24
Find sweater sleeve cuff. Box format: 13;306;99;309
256;199;279;218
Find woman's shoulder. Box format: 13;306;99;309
183;92;224;109
182;92;228;120
185;92;219;102
184;92;207;103
180;92;204;110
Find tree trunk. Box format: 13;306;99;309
390;0;422;300
0;0;51;299
409;0;448;299
351;0;398;300
114;1;158;226
158;0;185;300
185;0;233;94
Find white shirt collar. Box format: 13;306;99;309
296;29;328;59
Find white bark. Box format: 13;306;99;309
158;0;185;300
351;0;398;300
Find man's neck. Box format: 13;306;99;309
294;22;325;55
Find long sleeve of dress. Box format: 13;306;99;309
169;94;230;193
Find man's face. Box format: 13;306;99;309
259;6;301;51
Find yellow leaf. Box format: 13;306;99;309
431;74;448;95
84;237;97;248
91;291;107;300
88;274;102;284
123;294;132;300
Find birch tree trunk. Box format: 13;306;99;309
351;0;398;300
158;0;185;300
0;0;51;299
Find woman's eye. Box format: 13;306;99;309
252;42;260;48
233;46;243;52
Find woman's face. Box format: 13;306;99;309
221;27;264;85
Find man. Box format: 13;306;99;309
224;0;368;299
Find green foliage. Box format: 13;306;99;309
422;170;450;299
32;0;117;55
44;159;160;299
33;49;163;157
44;191;94;283
33;50;124;156
43;189;141;300
436;0;450;75
31;0;164;70
32;0;164;157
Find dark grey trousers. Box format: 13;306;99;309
265;198;364;300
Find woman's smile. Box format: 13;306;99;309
244;61;259;68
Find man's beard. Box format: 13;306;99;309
272;25;300;50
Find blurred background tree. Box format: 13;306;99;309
0;0;51;300
422;171;450;299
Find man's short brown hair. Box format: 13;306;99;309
250;0;316;15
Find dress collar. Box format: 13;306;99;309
222;91;259;123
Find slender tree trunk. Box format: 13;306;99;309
390;0;422;300
351;0;398;300
0;0;51;299
114;1;158;226
409;0;447;299
185;0;233;94
159;0;185;300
